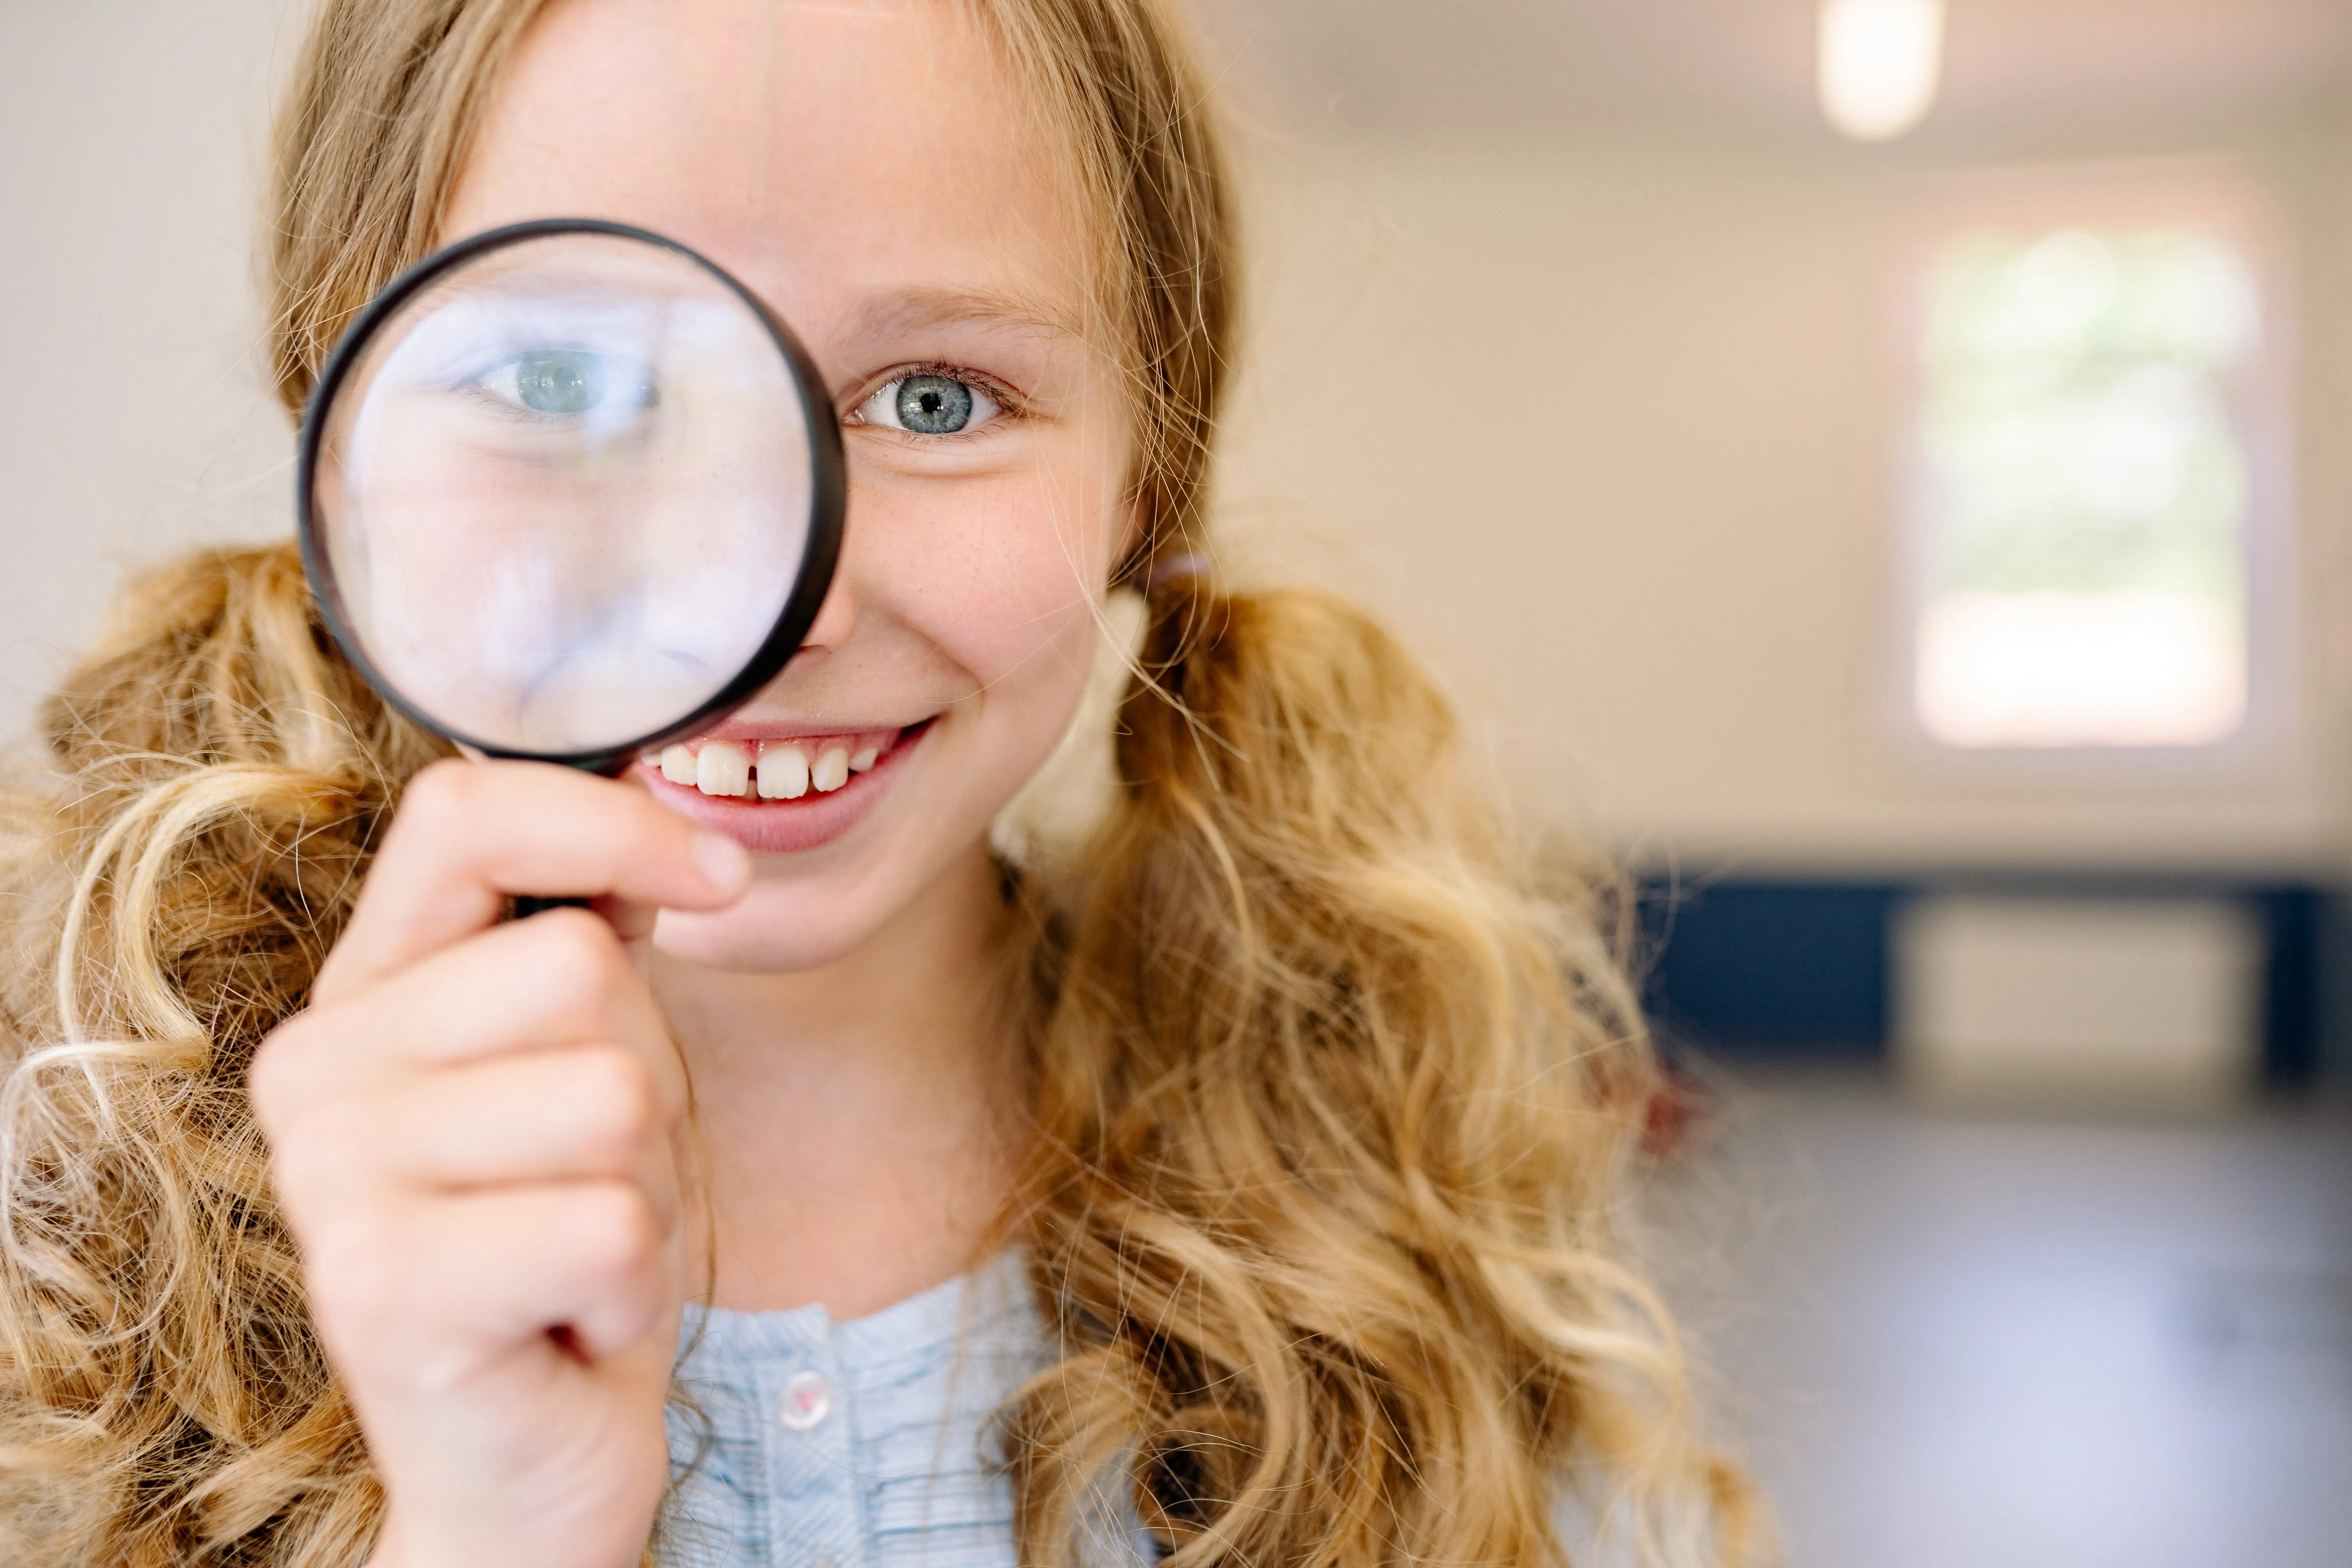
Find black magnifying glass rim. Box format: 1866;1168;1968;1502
295;217;846;775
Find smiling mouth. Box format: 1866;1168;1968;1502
642;720;931;800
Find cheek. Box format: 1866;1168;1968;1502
872;465;1125;698
885;466;1124;869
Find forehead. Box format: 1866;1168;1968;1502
444;0;1090;339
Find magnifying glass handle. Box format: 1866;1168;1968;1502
512;895;592;918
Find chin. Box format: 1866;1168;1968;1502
649;875;898;972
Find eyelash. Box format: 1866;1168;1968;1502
847;363;1023;438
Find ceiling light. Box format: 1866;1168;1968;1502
1818;0;1946;142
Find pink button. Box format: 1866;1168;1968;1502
778;1369;833;1432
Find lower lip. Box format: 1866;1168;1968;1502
633;722;930;855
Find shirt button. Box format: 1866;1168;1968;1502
778;1369;834;1431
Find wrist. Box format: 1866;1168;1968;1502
364;1511;652;1568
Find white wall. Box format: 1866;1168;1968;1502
0;1;304;739
1214;121;2352;874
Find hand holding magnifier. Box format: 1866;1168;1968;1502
298;221;844;911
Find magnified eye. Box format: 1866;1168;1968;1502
477;349;655;417
861;373;998;436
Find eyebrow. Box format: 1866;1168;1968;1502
845;285;1087;344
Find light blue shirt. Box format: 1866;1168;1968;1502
661;1252;1621;1568
661;1252;1155;1568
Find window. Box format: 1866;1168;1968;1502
1900;171;2282;752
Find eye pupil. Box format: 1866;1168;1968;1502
895;374;973;434
515;350;604;414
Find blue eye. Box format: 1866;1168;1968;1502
861;373;999;436
514;349;604;413
895;375;971;433
478;350;655;417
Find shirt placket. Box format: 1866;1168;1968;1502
760;1332;864;1568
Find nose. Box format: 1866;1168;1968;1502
790;459;895;662
793;567;857;658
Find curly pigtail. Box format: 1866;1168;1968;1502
0;545;445;1563
1000;567;1761;1568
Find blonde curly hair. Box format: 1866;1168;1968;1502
0;2;1762;1564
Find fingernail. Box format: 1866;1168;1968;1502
692;831;751;894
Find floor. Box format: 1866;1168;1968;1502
1647;1071;2352;1568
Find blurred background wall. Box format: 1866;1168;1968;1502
1191;0;2352;1100
1220;132;2352;871
0;2;303;729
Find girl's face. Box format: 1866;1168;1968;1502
444;0;1134;971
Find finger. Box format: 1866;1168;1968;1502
254;909;685;1126
325;908;675;1071
345;1047;682;1203
317;759;749;1002
308;1181;680;1368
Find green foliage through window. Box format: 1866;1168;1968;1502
1914;227;2259;748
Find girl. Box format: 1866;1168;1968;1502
0;2;1758;1565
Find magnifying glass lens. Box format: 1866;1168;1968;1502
307;228;828;760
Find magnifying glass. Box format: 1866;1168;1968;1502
298;220;844;906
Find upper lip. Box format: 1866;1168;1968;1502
688;714;935;746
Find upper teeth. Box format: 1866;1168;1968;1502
660;737;878;798
757;741;809;799
811;746;851;793
696;741;751;798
